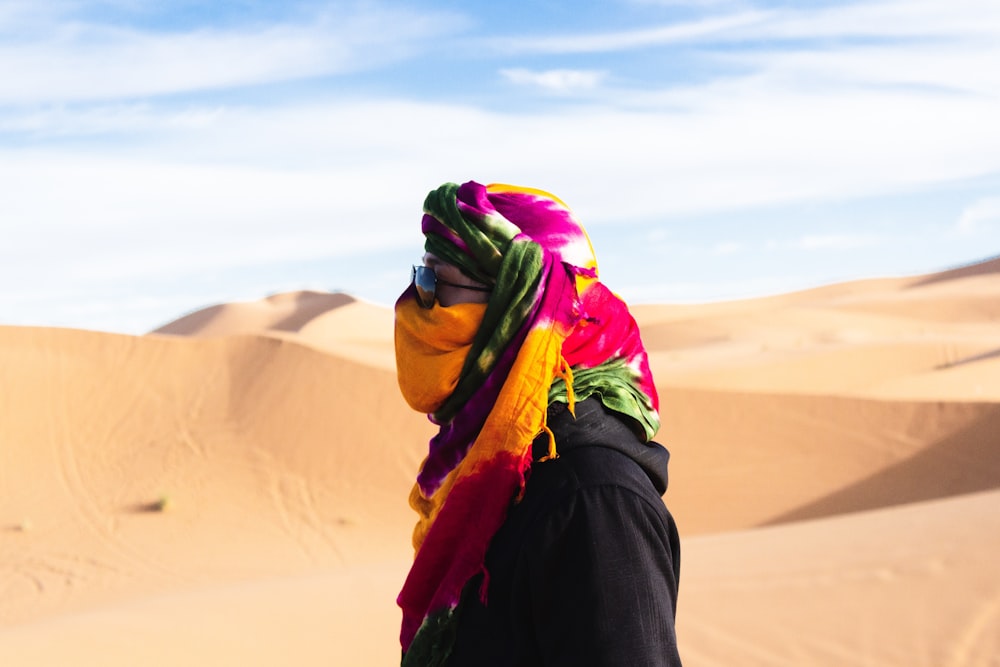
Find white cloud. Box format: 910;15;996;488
712;242;742;255
500;68;607;93
495;11;768;54
0;6;462;104
956;197;1000;235
708;42;1000;100
496;0;1000;56
0;102;224;137
3;90;999;258
742;0;1000;41
627;0;744;7
0;149;421;253
794;234;881;251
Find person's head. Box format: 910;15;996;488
394;181;602;420
394;179;657;436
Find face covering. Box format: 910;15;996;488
394;296;488;414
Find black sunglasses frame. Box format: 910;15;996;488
411;265;492;309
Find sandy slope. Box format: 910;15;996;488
661;387;1000;533
0;563;412;667
1;257;999;665
5;492;997;667
152;290;397;370
634;259;1000;401
0;327;431;627
679;488;1000;667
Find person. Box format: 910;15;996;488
394;180;682;666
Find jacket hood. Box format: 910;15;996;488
533;397;670;494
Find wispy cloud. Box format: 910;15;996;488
794;234;882;251
739;0;1000;41
0;4;462;104
500;68;607;93
626;0;744;7
496;0;1000;56
712;242;742;255
494;11;767;54
957;197;1000;236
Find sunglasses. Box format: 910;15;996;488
411;265;492;309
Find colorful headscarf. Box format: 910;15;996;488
395;181;660;665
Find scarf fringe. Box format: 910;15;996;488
538;356;575;463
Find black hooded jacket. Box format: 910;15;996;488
447;398;683;666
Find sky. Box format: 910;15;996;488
1;0;999;334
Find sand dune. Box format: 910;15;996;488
154;290;397;369
636;257;1000;401
0;327;431;629
679;488;1000;667
2;257;998;665
662;387;1000;533
0;564;411;667
152;290;358;338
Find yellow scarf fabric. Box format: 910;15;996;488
394;299;487;414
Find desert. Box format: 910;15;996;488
2;258;999;666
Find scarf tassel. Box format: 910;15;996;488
538;357;576;463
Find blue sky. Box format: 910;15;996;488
2;0;999;334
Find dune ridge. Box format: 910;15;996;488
2;257;998;665
637;256;999;401
152;290;358;337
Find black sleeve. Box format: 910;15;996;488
516;484;683;666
